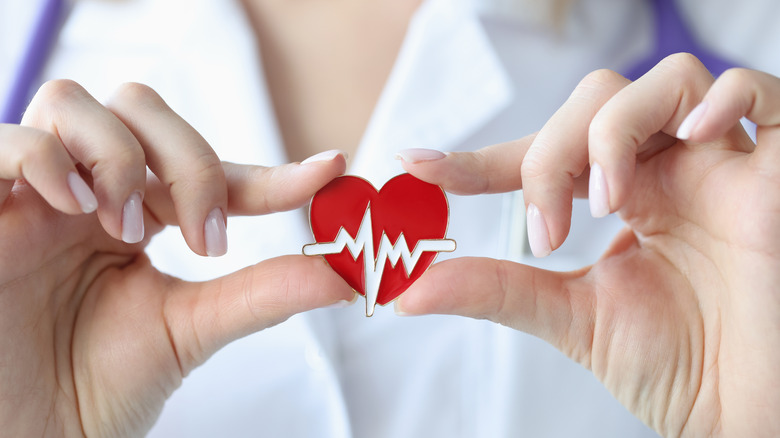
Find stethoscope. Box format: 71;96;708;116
1;0;69;124
1;0;735;125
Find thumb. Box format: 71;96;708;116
396;257;595;365
164;255;355;374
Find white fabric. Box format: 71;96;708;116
6;0;776;436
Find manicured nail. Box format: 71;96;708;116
589;162;610;218
526;203;551;258
121;191;144;244
67;172;97;214
301;149;345;165
394;148;447;163
326;300;353;309
676;101;708;140
327;293;358;309
204;207;227;257
394;300;410;316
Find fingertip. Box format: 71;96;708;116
66;171;98;214
393;299;413;317
392;269;441;317
588;162;611;218
121;191;145;244
300;149;348;166
301;257;359;310
399;150;490;196
396;258;510;319
224;155;348;217
294;149;348;183
526;203;552;258
327;291;359;309
676;101;709;141
204;207;227;257
394;290;427;317
395;148;447;164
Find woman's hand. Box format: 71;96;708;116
0;80;354;437
397;54;780;437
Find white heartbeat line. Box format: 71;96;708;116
303;204;456;316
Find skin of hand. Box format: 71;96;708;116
0;80;355;437
397;54;780;437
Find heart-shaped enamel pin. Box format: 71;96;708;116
303;174;456;316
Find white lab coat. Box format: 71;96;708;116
21;0;780;436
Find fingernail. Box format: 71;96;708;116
67;172;97;213
204;207;227;257
526;203;551;258
588;163;610;218
326;300;353;309
394;148;447;163
327;293;358;309
394;300;411;316
301;149;345;165
676;101;708;140
121;191;144;244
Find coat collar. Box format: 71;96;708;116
350;0;513;186
55;0;514;187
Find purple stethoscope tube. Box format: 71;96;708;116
1;0;66;124
623;0;735;80
1;0;735;125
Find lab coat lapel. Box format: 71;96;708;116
351;0;513;187
179;3;357;436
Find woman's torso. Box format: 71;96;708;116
37;0;780;436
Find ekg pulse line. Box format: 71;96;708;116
304;205;455;316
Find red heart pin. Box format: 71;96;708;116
304;174;455;316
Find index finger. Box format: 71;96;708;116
396;135;535;195
142;151;348;223
586;54;753;216
676;68;780;163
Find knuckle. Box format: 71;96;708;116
491;260;513;323
520;147;550;181
717;67;753;86
92;150;146;185
112;82;166;110
567;70;628;120
14;129;61;166
89;137;146;177
26;80;91;120
658;52;707;76
34;79;88;104
588;116;636;155
192;152;224;181
469;150;496;193
577;68;624;92
118;140;148;166
587;116;611;144
26;130;61;157
170;151;224;190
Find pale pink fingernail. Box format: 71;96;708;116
67;172;97;213
526;203;551;258
394;148;447;163
394;300;411;316
327;293;358;309
676;101;708;140
301;149;345;165
122;191;144;244
204;207;227;257
588;163;610;218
